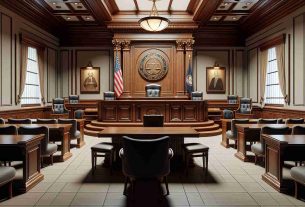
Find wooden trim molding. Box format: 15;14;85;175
19;33;46;50
259;34;286;51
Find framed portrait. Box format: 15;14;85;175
206;67;226;94
80;67;100;94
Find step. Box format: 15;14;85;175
85;124;105;131
194;124;220;132
198;128;222;137
84;129;100;137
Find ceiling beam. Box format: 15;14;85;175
193;0;223;25
104;0;119;14
81;0;112;25
187;0;200;14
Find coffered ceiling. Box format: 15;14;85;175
0;0;304;46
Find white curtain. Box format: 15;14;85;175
275;43;287;104
37;48;45;104
17;44;28;104
260;49;268;106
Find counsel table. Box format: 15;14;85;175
0;124;72;162
261;134;305;192
98;127;200;165
0;134;44;193
235;124;305;162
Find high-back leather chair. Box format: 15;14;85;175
226;119;249;148
7;118;32;124
235;98;254;118
145;84;161;97
191;91;203;100
223;109;234;119
104;91;115;100
286;118;304;124
51;98;69;119
0;118;4;124
0;166;16;198
0;126;17;135
251;126;291;164
228;95;238;104
119;136;173;197
68;95;79;104
37;119;57;124
58;119;80;142
74;110;84;119
292;126;305;135
143;114;164;127
258;118;278;124
18;126;58;165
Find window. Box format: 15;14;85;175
264;47;284;105
21;47;41;105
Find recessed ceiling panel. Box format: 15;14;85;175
171;0;190;11
82;16;95;21
61;15;79;21
137;0;170;11
210;16;222;21
223;15;242;21
115;0;137;11
217;2;233;10
233;0;259;10
70;2;87;10
44;0;70;10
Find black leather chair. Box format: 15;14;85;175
235;98;254;118
74;110;84;119
223;109;234;119
0;118;4;124
292;126;305;135
37;119;57;124
51;98;69;119
18;126;58;165
227;95;238;104
58;119;80;144
0;166;16;199
145;84;161;97
258;118;278;124
104;91;115;100
143;114;164;127
191;91;203;100
68;95;79;104
277;118;285;124
0;126;17;135
119;136;173;197
7;118;32;124
226;119;249;148
291;166;305;199
286;118;304;124
251;126;291;165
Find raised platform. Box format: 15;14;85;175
84;120;222;137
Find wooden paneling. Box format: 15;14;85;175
255;106;305;119
60;50;70;97
0;13;13;106
0;106;51;119
247;48;258;103
234;50;245;96
47;48;58;103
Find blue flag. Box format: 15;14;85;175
185;59;193;94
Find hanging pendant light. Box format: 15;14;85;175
139;0;170;32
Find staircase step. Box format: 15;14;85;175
194;124;220;132
85;124;105;131
84;129;100;137
198;128;222;137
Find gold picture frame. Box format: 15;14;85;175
80;67;100;94
206;67;226;94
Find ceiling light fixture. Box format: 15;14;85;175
138;0;169;32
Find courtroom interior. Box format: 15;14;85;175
1;0;305;206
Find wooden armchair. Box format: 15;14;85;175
50;98;69;119
234;98;255;119
227;95;238;104
68;95;79;104
145;84;161;97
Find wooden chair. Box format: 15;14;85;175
191;91;203;100
222;109;234;119
36;119;57;124
258;118;278;124
227;95;238;104
226;119;249;148
234;98;254;119
91;143;115;175
286;118;304;124
50;98;69;119
68;95;79;104
58;119;80;145
104;91;115;100
7;118;32;124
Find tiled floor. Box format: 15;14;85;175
1;135;305;207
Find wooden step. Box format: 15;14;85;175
84;129;100;137
194;124;220;132
198;128;222;137
85;124;105;131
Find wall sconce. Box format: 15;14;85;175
86;61;93;70
213;62;220;70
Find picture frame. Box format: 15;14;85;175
80;67;100;94
206;66;226;94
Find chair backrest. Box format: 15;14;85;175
37;119;57;124
228;95;238;104
258;118;278;124
286;118;304;124
145;84;161;97
52;98;66;114
122;136;170;178
231;119;249;138
58;119;77;138
68;95;79;104
74;110;84;119
191;91;203;100
18;126;49;155
7;118;32;124
0;126;17;135
277;119;285;124
238;98;252;114
104;91;115;100
223;109;234;119
292;126;305;135
260;126;291;153
0;118;4;124
143;114;164;127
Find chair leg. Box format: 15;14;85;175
109;151;113;175
254;155;258;165
131;179;136;201
206;153;209;171
91;150;95;175
50;154;53;165
123;177;129;196
234;140;237;149
164;176;169;196
185;153;189;176
295;181;298;199
8;181;13;198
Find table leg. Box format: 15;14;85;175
76;122;85;148
54;130;72;162
221;122;229;148
235;130;248;162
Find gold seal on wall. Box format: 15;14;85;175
138;49;169;81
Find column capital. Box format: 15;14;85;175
184;39;195;51
112;39;122;51
176;40;185;51
121;40;131;51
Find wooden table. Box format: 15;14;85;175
234;124;303;162
99;127;200;166
261;134;305;192
0;124;72;162
76;119;85;148
220;119;258;148
0;134;44;193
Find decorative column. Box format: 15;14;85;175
121;40;131;97
184;39;195;93
176;40;186;96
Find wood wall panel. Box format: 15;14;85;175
247;48;258;103
234;50;244;96
60;50;70;97
47;48;57;103
1;14;12;106
0;106;51;119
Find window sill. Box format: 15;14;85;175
21;104;42;108
264;104;284;108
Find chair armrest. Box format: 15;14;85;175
119;148;124;158
168;148;174;159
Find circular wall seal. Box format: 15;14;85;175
138;50;169;81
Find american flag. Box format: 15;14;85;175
114;52;124;97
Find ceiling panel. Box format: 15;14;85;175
233;0;259;10
210;16;223;21
137;0;170;11
171;0;190;11
217;2;233;10
223;15;242;21
70;2;87;10
44;0;70;10
115;0;136;11
61;15;79;21
81;15;95;21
